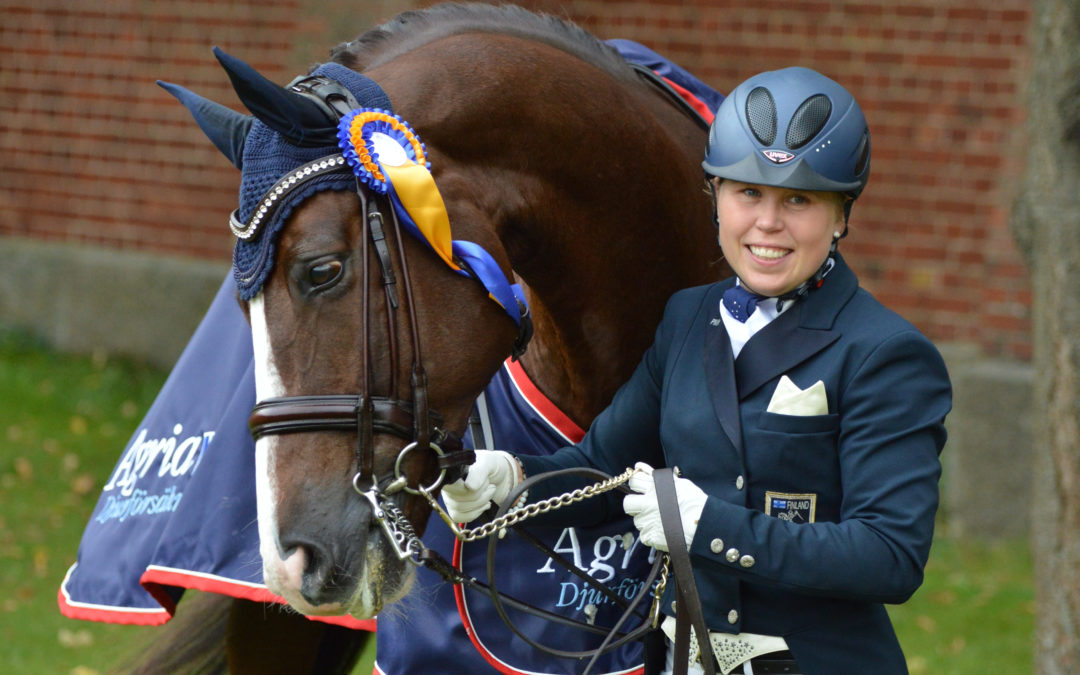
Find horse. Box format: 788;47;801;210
140;4;726;673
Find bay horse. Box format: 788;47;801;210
145;4;726;673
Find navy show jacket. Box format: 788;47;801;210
517;254;952;674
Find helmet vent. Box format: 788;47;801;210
853;132;870;176
746;87;777;145
786;94;832;149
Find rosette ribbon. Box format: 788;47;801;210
337;109;527;326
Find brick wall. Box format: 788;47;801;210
0;0;1032;359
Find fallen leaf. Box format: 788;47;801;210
71;474;96;496
915;614;936;632
58;627;94;648
14;457;33;480
34;547;48;577
930;589;958;605
942;636;967;655
69;416;88;435
907;656;928;674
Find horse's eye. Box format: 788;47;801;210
308;260;343;289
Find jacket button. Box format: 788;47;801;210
739;555;756;568
725;548;740;563
735;475;745;490
710;538;724;554
727;609;738;624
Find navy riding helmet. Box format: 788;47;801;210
703;67;870;218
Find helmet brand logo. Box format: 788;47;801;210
762;149;796;164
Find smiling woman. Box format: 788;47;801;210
445;65;952;675
713;179;845;298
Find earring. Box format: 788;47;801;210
833;231;841;239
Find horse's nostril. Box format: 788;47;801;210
279;538;352;607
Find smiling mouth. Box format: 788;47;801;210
748;245;790;260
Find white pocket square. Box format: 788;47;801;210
766;375;828;416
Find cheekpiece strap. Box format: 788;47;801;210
287;73;363;121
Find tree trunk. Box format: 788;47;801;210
1015;1;1080;671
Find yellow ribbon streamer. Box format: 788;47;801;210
382;162;460;272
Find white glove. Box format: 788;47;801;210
622;462;708;552
442;450;521;523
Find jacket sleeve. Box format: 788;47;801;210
690;329;951;604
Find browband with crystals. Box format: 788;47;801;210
229;154;350;240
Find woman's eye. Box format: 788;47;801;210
742;188;761;198
308;260;343;289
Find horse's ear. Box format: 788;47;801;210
212;46;337;147
157;80;252;169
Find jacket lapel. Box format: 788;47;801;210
734;307;839;400
733;255;858;400
703;284;743;453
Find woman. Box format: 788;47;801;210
444;66;951;674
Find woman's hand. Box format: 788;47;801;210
622;462;708;551
442;450;522;523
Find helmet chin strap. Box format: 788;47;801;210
772;235;839;311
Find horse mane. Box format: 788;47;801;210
329;2;638;84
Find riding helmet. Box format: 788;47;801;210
702;67;870;201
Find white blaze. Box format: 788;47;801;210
248;294;289;593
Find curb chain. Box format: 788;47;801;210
453;467;636;542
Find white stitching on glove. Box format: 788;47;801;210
442;450;521;524
622;462;707;552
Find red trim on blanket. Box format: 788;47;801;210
141;566;375;630
659;74;716;125
503;358;586;443
56;562;374;631
452;536;517;675
57;563;170;626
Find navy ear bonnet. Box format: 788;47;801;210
161;54;394;300
234;62;393;300
233;114;352;299
702;66;870;200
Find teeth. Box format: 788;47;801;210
749;245;788;259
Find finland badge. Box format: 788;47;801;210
765;491;817;523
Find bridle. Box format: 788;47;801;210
248;184;475;560
241;73;530;561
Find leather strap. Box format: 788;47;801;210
249;395;434;440
654;467;716;675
